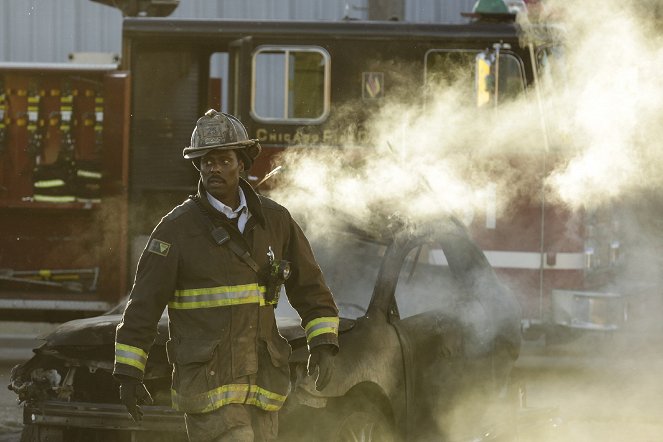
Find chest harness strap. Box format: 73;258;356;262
185;197;261;273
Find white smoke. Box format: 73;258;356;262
266;0;663;440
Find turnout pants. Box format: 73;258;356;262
185;403;278;442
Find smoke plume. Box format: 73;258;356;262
268;0;663;440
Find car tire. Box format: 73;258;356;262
325;396;398;442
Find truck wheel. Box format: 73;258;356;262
326;398;398;442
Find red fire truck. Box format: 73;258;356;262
0;5;625;341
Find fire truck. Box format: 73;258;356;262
0;2;625;341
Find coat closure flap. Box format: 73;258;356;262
167;338;221;364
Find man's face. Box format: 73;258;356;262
200;149;244;204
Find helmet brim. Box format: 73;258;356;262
182;139;260;160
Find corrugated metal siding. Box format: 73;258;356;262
406;0;476;23
0;1;477;63
172;0;359;20
0;0;122;62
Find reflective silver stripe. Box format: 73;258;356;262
245;385;286;411
169;283;274;309
115;343;148;372
172;383;286;413
305;316;339;342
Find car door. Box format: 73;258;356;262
388;220;521;441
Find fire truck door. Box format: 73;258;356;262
228;37;253;120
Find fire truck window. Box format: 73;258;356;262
209;52;229;112
425;50;525;107
252;47;330;122
425;51;476;104
394;244;460;319
498;55;525;102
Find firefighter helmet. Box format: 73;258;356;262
183;109;261;169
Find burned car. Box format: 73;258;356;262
9;215;522;442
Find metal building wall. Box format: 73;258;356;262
0;0;122;62
0;1;476;63
407;0;476;23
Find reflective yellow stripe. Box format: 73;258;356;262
115;343;148;372
171;383;286;413
33;195;76;203
169;283;276;309
305;316;339;342
34;179;66;189
76;169;102;179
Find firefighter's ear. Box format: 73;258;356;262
235;150;246;172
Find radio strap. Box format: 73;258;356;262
185;197;261;274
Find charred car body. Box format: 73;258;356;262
10;214;521;441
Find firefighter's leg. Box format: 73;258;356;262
214;425;254;442
250;407;279;442
185;404;254;442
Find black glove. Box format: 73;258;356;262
117;376;153;422
307;345;336;391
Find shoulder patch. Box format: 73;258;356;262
147;238;171;257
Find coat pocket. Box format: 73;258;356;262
170;338;221;400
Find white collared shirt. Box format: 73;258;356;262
206;188;251;233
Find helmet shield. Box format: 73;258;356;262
183;109;261;168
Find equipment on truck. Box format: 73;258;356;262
0;63;126;322
0;268;99;292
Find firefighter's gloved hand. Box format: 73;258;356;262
307;345;336;391
117;376;153;422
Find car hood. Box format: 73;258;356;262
38;312;355;348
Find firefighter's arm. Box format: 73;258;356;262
114;225;179;381
283;215;339;353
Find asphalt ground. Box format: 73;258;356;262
0;322;662;441
513;335;663;442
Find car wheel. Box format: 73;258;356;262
327;398;398;442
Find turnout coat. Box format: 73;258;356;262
114;178;339;414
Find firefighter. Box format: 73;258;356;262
113;109;339;441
